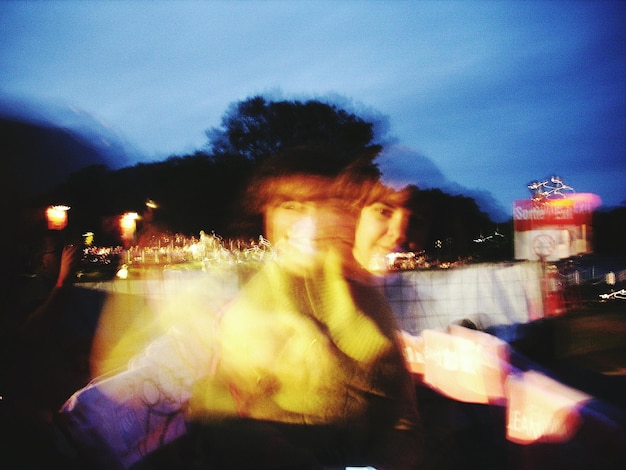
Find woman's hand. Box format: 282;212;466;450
56;244;81;288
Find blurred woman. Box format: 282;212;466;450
353;181;415;273
188;147;423;470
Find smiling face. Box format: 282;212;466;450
353;201;410;272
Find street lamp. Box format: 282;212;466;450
120;212;139;247
46;205;70;230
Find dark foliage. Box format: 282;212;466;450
0;117;112;201
206;96;382;173
593;206;626;257
406;188;510;261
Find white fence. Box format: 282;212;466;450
80;261;544;334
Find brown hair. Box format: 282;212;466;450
243;146;381;216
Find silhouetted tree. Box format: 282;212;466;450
407;188;503;261
206;96;382;175
593;205;626;257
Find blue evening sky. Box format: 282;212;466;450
1;1;624;220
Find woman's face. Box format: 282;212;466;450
266;200;354;247
263;176;357;262
353;202;410;272
265;200;319;250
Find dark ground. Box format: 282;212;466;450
417;299;626;470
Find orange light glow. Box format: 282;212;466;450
120;212;139;243
46;205;70;230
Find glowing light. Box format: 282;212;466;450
46;205;70;230
83;231;95;246
116;264;129;279
120;212;139;244
527;176;575;201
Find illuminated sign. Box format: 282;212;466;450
513;194;601;261
506;371;590;444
